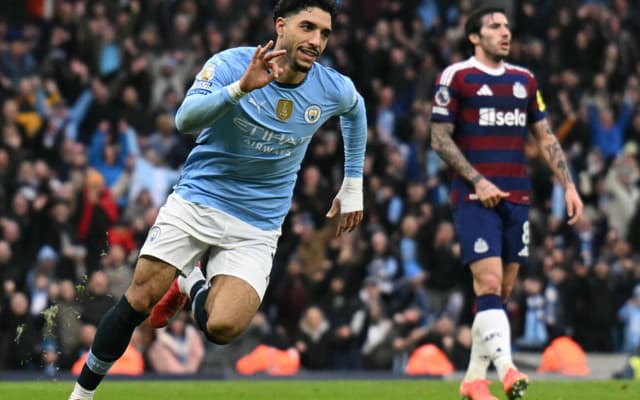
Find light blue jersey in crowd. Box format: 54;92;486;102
173;47;367;230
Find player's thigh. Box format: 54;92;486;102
204;274;261;334
452;202;503;265
205;211;279;302
125;256;179;312
203;228;277;332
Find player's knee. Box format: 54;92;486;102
205;320;242;345
124;287;155;314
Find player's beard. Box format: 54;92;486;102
485;44;508;63
293;60;311;73
293;49;315;73
489;51;507;63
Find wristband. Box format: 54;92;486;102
336;177;363;213
227;81;247;101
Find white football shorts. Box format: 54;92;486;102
139;193;280;300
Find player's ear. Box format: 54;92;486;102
275;17;286;37
468;32;480;46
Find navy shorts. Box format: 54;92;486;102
452;201;529;266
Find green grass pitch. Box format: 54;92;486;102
0;379;638;399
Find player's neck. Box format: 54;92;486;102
474;51;504;69
276;69;307;85
275;58;307;85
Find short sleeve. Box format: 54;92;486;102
430;70;461;123
185;53;238;98
527;76;548;124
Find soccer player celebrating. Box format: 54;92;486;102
68;1;366;398
429;7;583;400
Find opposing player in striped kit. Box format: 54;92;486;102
429;7;583;400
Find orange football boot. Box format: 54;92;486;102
502;367;529;399
459;379;498;400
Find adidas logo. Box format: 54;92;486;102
476;84;493;96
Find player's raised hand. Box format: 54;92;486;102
238;40;286;92
565;183;583;225
473;178;509;208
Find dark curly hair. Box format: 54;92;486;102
273;0;337;23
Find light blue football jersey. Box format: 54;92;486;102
173;47;367;230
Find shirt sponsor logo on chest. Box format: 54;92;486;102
479;108;526;127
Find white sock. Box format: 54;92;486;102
69;382;95;400
475;309;515;380
465;316;492;381
178;267;205;300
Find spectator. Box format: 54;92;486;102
0;30;36;88
602;145;640;239
618;284;640;352
361;300;394;370
148;311;204;374
54;280;82;370
587;89;636;162
516;276;548;350
0;292;41;370
295;306;333;370
79;271;115;327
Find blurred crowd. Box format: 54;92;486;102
1;0;640;376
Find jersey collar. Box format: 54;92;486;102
469;56;505;76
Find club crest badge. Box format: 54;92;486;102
474;238;489;254
276;99;294;121
304;105;321;123
513;82;527;99
147;226;161;243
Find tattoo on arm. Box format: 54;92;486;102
534;120;574;187
430;122;482;184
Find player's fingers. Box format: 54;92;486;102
268;62;283;79
336;215;348;237
575;202;584;220
326;198;340;218
567;201;583;225
264;49;286;62
342;212;359;235
347;212;358;232
499;191;510;198
567;213;579;225
252;45;262;61
355;211;364;226
566;200;574;219
258;40;273;58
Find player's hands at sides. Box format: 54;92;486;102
564;183;583;225
473;177;510;208
238;40;286;92
326;198;363;237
